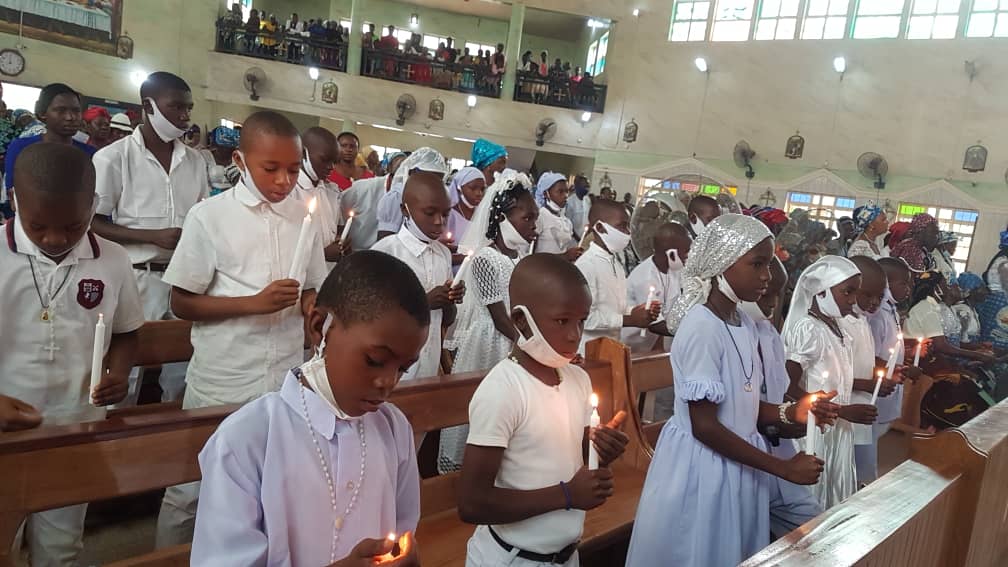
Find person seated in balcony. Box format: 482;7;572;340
436;42;450;63
548;58;569;103
285;13;305;62
243;8;260;53
260;14;279;56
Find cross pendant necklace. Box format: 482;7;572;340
28;257;73;323
42;318;60;361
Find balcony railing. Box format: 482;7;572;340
513;73;607;114
359;48;502;98
214;20;348;73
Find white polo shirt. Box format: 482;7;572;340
162;182;327;406
620;255;681;353
293;169;343;253
93;127;210;265
0;219;144;425
371;224;452;381
341;175;387;251
576;242;629;353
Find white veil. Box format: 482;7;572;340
389;147;448;196
781;255;861;341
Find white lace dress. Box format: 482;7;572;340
438;246;518;473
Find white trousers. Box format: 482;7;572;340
465;526;579;567
153;388;208;548
130;269;188;404
22;504;88;567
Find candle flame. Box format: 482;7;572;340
446;231;452;240
877;369;884;378
590;393;599;408
349;210;355;218
822;371;829;379
466;249;474;258
649;285;655;292
306;197;317;214
387;532;396;542
810;394;817;403
918;336;924;342
889;348;895;354
98;313;104;323
897;332;903;340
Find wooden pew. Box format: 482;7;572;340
106;320;193;419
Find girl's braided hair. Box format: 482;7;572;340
485;179;531;241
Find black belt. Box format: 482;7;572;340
133;262;170;272
488;526;578;564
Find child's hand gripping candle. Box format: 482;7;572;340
870;369;885;405
339;209;354;243
588;393;601;470
452;250;474;288
578;224;591;249
89;313;105;404
913;336;924;367
288;196;317;282
640;286;657;338
376;532;415;565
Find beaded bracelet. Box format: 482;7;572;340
559;481;573;510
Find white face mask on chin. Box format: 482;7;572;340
595;221;631;254
513;305;572;369
500;218;531;253
689;216;706;237
716;274;742;304
235;151;270;203
666;249;685;271
740;301;769;321
144;97;187;143
302;151;319;184
816;290;843;318
298;313;358;420
403;204;433;243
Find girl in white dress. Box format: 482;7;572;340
782;255;869;509
534;171;582;260
438;171;539;474
846;204;888;260
626;215;836;567
446;166;486;252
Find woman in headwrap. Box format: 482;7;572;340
890;213;939;273
201;126;241;195
533;171;581;260
82;106;113;149
470;138;507;183
954;272;988;348
446;166;485;250
747;206;790;261
906;271;994;366
847;204;888;259
983;227;1008;293
884;220;910;256
626;215;837;567
782;255;867;509
932;231;959;282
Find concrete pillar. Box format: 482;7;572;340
501;2;526;101
341;119;357;133
345;0;362;75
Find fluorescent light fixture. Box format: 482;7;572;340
414;131;444;138
581;111;592;123
129;70;148;87
371;123;404;132
308;67;319;80
833;56;846;74
587;19;609;29
409;13;419;27
694;57;708;73
467;95;477;108
453;137;477;143
632;8;640;17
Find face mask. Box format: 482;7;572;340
595;221;631;254
500;218;530;252
544;199;563;214
513;305;572;368
403;204;432;244
689;216;706;237
666;249;685;272
816;290;843;318
935;285;944;300
740;301;769;321
852;303;866;318
144;98;187;143
302;151;319;184
716;274;742;304
234;151;269;203
574;185;589;198
459;192;478;209
298;313;357;420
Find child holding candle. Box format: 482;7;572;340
447;166;486;252
192;251;425;566
156;111;327;547
783;255;872;509
293;126;349;267
627;215;835;567
458;254;629;567
439;172;538;474
575;200;659;354
534;172;582;260
372;169;464;382
0;143;144;565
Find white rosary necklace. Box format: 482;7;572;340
297;381;367;564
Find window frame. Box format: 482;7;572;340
754;0;802;40
670;0;714;41
851;0;907;39
905;0;961;39
783;190;857;232
801;0;852;39
711;0;757;41
966;0;1008;38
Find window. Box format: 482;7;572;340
448;157;469;172
585;31;610;75
585;43;598;75
755;0;800;40
338;19;373;35
369;145;402;161
463;42;496;57
712;0;755;41
423;33;448;51
784;191;856;231
670;1;712;41
907;0;961;39
219;118;238;129
2;82;41;113
896;203;979;274
852;0;906;39
802;0;851;39
393;28;412;47
967;0;1008;38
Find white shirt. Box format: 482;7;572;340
293;169;343;267
0;219;144;425
576;242;629;353
905;298;945;340
620;256;681;353
839;314;877;445
867;295;905;424
93;127;210;264
467;358;592;553
162;182;327;406
535;205;574;255
376;184;405;235
341;175;387;251
564;195;590;238
371;224;452;381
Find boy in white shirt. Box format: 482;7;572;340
341;152;407;251
92;72;209;403
294;126;348;267
154;111;327;547
686;194;722;239
620;222;691;353
375;148;446;240
1;143;144;566
575;200;657;353
459;254;629;567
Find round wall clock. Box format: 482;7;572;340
0;49;25;77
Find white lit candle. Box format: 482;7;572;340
529;237;536;256
805;393;818;456
870;369;885;405
588;393;601;469
288;197;317;283
452;250;474;288
640;286;657;338
377;533;398;563
578;224;591;249
913;336;924;367
885;344;899;381
339;210;354;242
90;313;105;404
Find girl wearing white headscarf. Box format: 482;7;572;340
782;255;863;509
533;172;580;259
627;215;834;567
446;166;486;250
437;170;538;474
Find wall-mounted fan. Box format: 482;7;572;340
535;118;557;147
395;94;416;126
733;140;756;181
243;67;266;101
857;152;889;190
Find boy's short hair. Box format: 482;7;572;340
878;257;911;274
318;251;430;327
35;83;80;117
139;71;191;100
588;198;627;224
688;195;718;216
14;142;95;194
337;131;360;145
238;111;300;151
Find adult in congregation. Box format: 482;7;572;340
890;212;940;274
341;151;408;251
983;227;1008;293
565;174;592;239
846;204;888;259
471;137;507;183
108;112;134;143
82;106;114;150
327;131;362;190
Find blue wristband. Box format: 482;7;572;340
559;481;572;510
